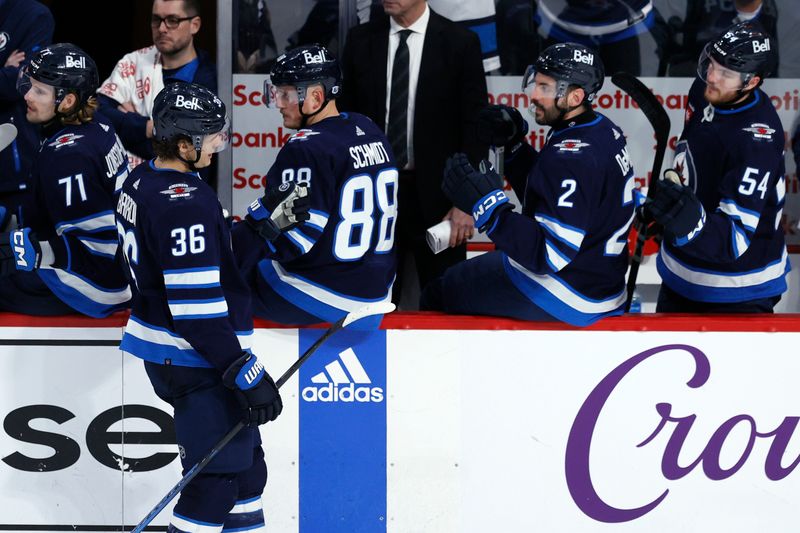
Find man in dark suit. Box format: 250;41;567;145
339;0;488;308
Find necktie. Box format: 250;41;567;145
388;29;412;169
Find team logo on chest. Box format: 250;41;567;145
742;123;775;141
48;133;84;149
553;139;590;153
160;183;197;199
289;129;320;142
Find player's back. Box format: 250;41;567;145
117;161;254;367
524;113;635;299
237;112;397;322
26;119;131;317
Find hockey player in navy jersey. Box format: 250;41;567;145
642;21;788;313
232;45;397;329
116;81;282;533
0;43;131;316
422;43;635;326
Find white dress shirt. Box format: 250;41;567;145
385;4;430;170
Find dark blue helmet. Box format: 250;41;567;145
267;44;341;105
19;43;99;107
522;42;605;103
153;81;229;153
699;21;776;83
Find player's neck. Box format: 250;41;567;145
305;101;340;127
160;45;198;70
154;156;192;174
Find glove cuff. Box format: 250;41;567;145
247;198;271;221
472;189;509;231
222;353;265;391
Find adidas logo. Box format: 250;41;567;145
355;126;365;136
301;347;384;403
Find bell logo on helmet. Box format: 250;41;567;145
175;94;201;110
303;49;328;65
752;39;770;53
65;55;86;69
573;49;594;65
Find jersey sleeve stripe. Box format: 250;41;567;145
78;237;119;258
168;298;229;319
163;268;221;287
49;269;132;304
731;224;750;259
55;211;117;235
534;214;585;250
776;177;786;203
307;210;329;232
544;239;571;271
285;228;315;254
719;199;760;232
114;169;129;193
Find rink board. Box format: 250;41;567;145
0;314;799;532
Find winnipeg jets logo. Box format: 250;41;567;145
743;123;775;141
553;139;590;152
160;183;197;199
0;32;9;52
289;129;320;142
672;140;697;192
48;133;84;149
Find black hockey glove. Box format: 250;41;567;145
222;352;283;426
643;170;705;246
475;104;528;150
442;153;511;232
245;182;311;241
0;228;42;275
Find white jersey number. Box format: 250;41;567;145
333;169;398;261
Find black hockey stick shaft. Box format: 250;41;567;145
131;302;395;533
611;72;671;312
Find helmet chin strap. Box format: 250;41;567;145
176;147;202;173
296;87;331;128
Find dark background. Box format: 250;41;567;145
38;0;218;82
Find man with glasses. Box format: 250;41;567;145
421;43;636;326
97;0;215;171
641;21;788;312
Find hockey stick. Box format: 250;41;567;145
0;123;17;153
130;301;396;533
611;72;671;312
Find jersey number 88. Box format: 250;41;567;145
333;169;398;261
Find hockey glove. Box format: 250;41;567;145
245;182;311;241
442;153;511;232
476;104;528;150
0;228;42;274
644;170;705;246
222;352;283;426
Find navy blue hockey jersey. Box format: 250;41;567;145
232;112;396;324
656;78;789;303
117;161;254;370
24;119;131;317
494;112;635;326
535;0;654;45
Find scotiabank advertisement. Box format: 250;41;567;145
231;75;800;242
2;318;800;532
